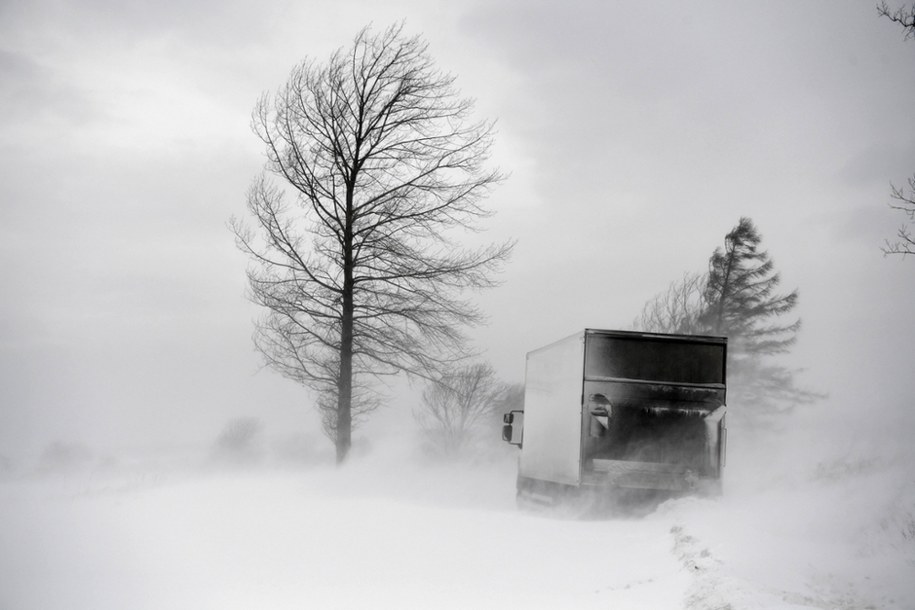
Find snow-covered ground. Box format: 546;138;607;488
1;434;913;610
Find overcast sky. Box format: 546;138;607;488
2;0;914;460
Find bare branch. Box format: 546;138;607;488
635;273;708;334
878;1;915;39
883;174;915;256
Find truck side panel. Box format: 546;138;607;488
519;331;585;486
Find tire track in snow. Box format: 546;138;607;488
670;525;878;610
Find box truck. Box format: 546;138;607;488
502;329;727;511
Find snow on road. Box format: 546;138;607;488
0;465;686;609
0;454;912;610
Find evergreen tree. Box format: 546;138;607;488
701;218;799;357
635;217;819;425
700;217;816;423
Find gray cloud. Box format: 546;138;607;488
0;50;99;127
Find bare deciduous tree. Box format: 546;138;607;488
883;174;915;257
415;362;507;457
878;1;915;39
231;24;512;463
878;3;915;256
635;273;708;334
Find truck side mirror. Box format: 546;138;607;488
501;410;523;446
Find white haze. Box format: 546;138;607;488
1;415;913;609
1;0;914;607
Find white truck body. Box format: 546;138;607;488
505;329;727;504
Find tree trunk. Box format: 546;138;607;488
336;289;354;464
713;245;736;335
336;185;356;464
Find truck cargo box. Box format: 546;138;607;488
503;329;727;510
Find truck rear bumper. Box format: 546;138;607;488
584;459;720;493
516;472;720;518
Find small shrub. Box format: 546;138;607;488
38;441;93;474
211;418;264;466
